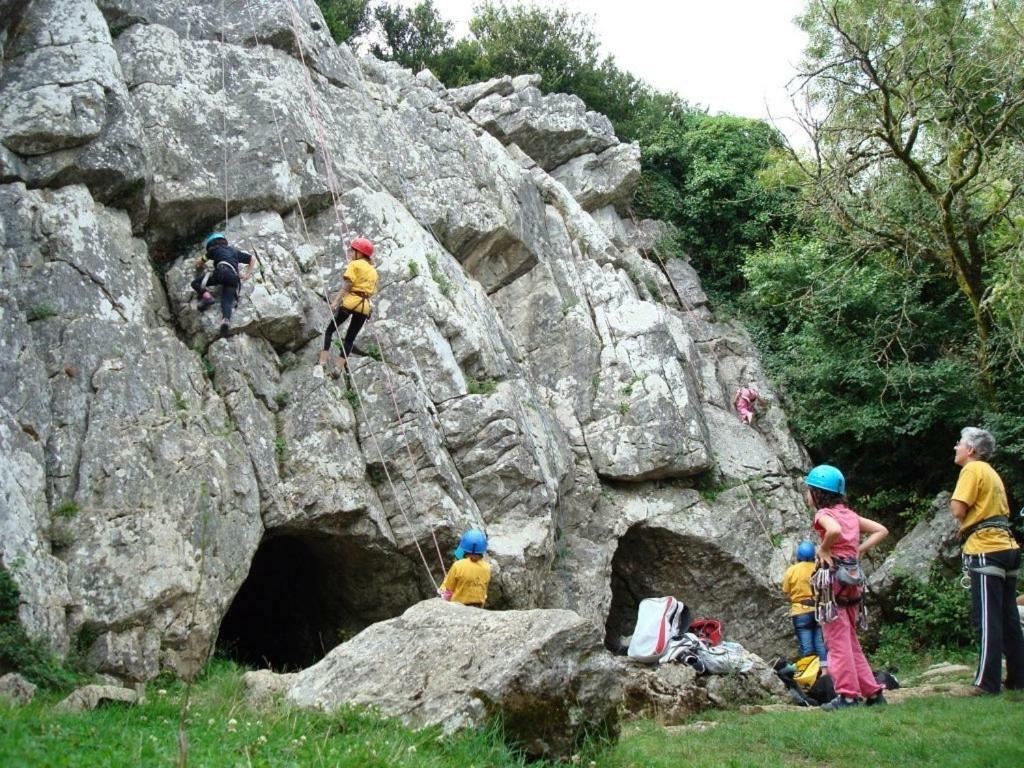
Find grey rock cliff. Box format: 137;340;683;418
0;0;813;698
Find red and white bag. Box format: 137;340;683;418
626;596;692;663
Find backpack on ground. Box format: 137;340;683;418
689;618;723;646
626;596;693;663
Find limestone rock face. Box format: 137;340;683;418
869;492;962;599
0;0;816;692
286;599;620;758
469;84;618;171
617;654;786;724
0;672;37;706
551;142;642;213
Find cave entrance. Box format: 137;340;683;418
216;531;422;671
604;523;771;652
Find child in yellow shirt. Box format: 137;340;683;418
440;529;491;607
782;540;828;666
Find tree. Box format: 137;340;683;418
370;0;453;73
791;0;1024;388
468;2;602;97
315;0;373;44
634;110;796;294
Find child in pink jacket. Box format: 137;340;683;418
805;464;889;710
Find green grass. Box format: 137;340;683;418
2;660;1022;767
26;303;58;321
0;661;530;767
466;377;498;396
52;501;79;519
602;694;1024;767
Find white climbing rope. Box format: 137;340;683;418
236;0;449;588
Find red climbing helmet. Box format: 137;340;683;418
350;237;374;258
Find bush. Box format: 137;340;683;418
869;567;974;667
0;567;81;690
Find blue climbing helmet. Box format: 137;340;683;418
805;464;845;494
796;540;816;562
457;529;487;556
204;232;227;249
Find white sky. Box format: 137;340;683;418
410;0;809;135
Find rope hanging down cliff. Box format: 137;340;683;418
232;0;448;587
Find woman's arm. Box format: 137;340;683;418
950;499;969;522
857;516;888;556
242;252;257;280
331;279;353;310
815;514;841;567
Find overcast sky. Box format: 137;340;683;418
413;0;809;134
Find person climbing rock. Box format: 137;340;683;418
315;237;378;379
805;464;888;710
733;384;759;425
439;529;491;607
191;232;257;337
950;426;1024;695
782;540;828;669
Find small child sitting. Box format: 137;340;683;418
440;529;491;607
782;540;828;667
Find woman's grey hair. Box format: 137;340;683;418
960;426;996;460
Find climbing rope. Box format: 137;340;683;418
236;0;448;588
218;0;231;237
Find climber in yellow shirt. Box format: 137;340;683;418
315;237;379;379
440;530;491;607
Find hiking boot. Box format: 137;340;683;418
218;321;230;338
197;292;215;311
864;692;887;706
820;695;859;711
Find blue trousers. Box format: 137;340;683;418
793;612;828;664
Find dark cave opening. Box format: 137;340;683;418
603;523;782;653
216;531;423;672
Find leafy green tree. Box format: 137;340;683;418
468;2;602;97
315;0;373;44
742;231;983;522
634;111;796;295
791;0;1024;387
370;0;454;73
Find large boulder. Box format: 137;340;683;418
469;85;618;171
617;654;786;724
869;492;962;599
550;143;642;213
285;599;621;758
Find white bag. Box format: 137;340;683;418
627;596;692;663
696;641;755;675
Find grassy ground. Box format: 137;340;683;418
2;660;1022;767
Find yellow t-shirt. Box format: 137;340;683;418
781;561;816;616
341;258;378;314
441;557;491;606
953;460;1017;555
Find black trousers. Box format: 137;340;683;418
966;548;1024;693
191;264;240;320
322;307;368;357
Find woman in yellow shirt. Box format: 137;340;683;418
316;237;378;378
950;426;1024;694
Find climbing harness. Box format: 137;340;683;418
812;563;869;630
959;515;1012;543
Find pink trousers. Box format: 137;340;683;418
737;405;755;424
822;604;883;699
